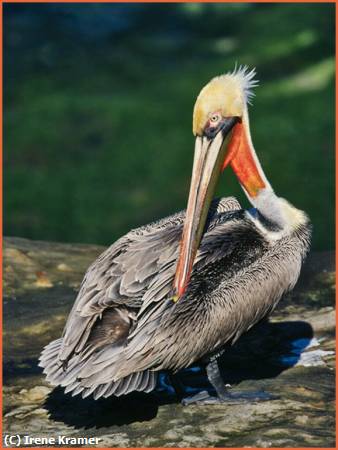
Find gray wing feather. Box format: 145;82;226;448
58;197;242;363
40;197;244;396
39;337;158;399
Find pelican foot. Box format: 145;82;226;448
182;389;278;405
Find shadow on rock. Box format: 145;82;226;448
218;319;315;383
45;388;166;428
44;319;313;429
167;320;314;394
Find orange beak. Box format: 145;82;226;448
173;112;267;300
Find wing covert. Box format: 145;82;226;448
58;197;242;362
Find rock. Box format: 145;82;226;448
3;237;335;447
34;272;54;288
22;386;51;403
57;263;72;272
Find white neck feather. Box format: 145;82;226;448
247;190;308;240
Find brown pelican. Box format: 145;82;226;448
40;66;311;404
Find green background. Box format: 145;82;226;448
4;3;335;250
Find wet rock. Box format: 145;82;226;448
3;237;335;447
21;386;51;404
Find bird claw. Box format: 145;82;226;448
182;389;278;405
182;390;212;405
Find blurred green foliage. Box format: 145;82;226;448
4;3;335;250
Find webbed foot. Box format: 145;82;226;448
182;389;278;405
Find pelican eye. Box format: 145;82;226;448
204;113;224;139
209;113;221;124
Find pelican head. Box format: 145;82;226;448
174;66;272;299
193;66;257;136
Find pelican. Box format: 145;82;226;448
40;66;311;404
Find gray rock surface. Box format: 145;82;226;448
3;237;336;447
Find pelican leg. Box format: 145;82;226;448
206;358;229;398
182;359;277;405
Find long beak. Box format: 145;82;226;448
173;118;237;299
173;109;270;300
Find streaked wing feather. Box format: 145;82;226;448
58;197;242;364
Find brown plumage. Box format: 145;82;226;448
39;197;310;399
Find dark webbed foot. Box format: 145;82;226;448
182;389;278;405
181;358;278;405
